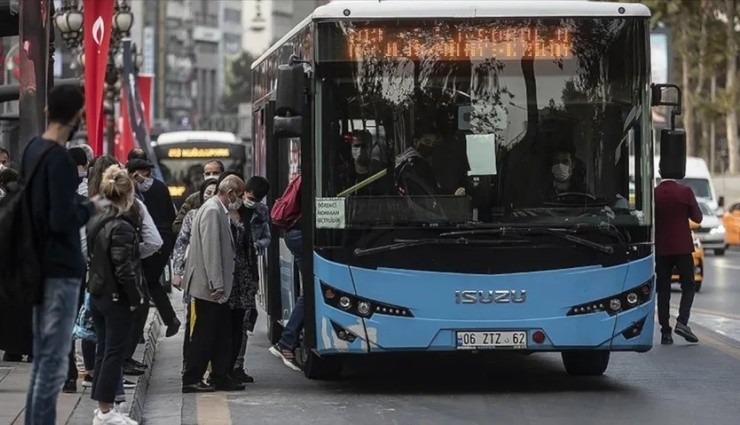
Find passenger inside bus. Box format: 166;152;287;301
394;128;439;197
336;130;388;196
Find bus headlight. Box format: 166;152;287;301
320;282;413;318
567;278;653;316
357;301;372;317
338;296;352;310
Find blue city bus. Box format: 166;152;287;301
251;0;685;379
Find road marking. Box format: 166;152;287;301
713;264;740;271
196;393;232;425
690;326;740;361
691;306;740;321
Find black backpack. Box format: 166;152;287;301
0;143;56;304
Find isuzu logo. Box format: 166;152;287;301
455;290;527;304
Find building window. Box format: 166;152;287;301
224;7;241;24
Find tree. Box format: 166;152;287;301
722;0;738;173
221;51;256;114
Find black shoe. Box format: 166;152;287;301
210;376;246;392
2;352;23;362
231;368;254;383
166;317;181;338
62;378;77;393
122;378;137;389
675;323;699;343
182;382;216;393
126;359;148;369
661;333;674;345
82;374;93;388
123;365;145;376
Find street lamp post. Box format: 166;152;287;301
53;0;135;154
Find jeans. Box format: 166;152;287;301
25;277;81;425
656;254;696;333
279;229;305;350
90;295;134;404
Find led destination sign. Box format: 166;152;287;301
347;26;573;60
167;148;231;158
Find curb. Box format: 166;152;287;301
129;311;163;423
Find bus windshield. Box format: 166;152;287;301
315;18;650;228
152;141;247;203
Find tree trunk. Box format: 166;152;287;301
725;0;739;174
682;52;696;156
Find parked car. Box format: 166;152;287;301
692;201;727;255
723;202;740;248
672;231;704;292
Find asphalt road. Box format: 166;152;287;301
145;249;740;425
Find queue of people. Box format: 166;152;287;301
0;84;278;424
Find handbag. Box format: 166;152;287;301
73;292;96;342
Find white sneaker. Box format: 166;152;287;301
93;409;103;425
114;402;137;425
95;408;138;425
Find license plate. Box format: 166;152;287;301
456;331;528;350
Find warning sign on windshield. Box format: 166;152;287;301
316;198;346;229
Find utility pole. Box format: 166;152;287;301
710;75;717;173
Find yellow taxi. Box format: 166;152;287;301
723;202;740;248
672;226;704;292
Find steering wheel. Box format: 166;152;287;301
552;192;597;202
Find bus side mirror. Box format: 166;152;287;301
273;62;306;138
659;129;686;179
653;83;686;179
275;63;305;117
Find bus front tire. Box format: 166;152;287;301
302;350;342;380
562;350;610;376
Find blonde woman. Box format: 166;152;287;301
86;166;144;425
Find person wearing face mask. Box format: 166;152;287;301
125;158;181;343
171;178;219;370
173;160;225;234
182;175;246;393
339;131;388;196
0;147;10;168
545;145;588;201
394;129;440;197
228;176;271;384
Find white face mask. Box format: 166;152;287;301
138;177;154;192
228;192;244;211
551;164;572;182
243;198;256;209
351;147;362;160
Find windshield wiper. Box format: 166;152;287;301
353;237;528;257
440;226;615;255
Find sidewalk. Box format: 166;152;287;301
0;310;161;425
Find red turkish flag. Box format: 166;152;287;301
116;75;153;162
83;0;115;156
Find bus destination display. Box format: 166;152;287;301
347;26;573;60
167;147;231;158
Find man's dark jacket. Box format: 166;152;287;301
22;137;94;278
655;180;703;256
